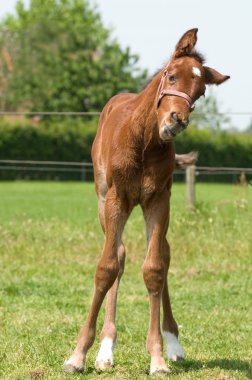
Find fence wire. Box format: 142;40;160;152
0;160;251;183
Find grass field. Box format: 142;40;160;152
0;182;251;380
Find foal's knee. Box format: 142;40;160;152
143;258;165;295
95;256;119;293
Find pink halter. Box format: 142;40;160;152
156;69;195;111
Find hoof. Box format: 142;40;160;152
163;331;185;362
169;354;184;362
64;355;85;373
150;357;170;375
150;366;170;375
95;337;114;371
95;359;113;371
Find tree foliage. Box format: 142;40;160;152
190;90;230;131
245;118;252;135
0;0;147;112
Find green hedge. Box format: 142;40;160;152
175;127;252;183
175;127;252;168
0;119;97;161
0;119;252;181
0;119;97;180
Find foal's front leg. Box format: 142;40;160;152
162;239;185;361
92;194;126;370
95;241;125;370
64;188;128;373
142;190;170;375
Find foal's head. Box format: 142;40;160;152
157;28;230;141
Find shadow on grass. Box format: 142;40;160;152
75;360;252;379
173;358;252;378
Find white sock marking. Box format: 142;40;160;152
192;66;201;77
163;331;185;361
95;337;114;369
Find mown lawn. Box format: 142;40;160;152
0;182;251;380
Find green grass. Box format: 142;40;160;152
0;182;251;380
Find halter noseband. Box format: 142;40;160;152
156;70;195;111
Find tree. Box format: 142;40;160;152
245;119;252;135
0;0;147;112
190;90;230;131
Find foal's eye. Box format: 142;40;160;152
168;75;176;82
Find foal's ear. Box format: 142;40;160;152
173;28;198;58
204;66;230;85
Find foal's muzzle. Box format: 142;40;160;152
159;112;189;141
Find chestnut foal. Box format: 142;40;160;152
65;28;229;374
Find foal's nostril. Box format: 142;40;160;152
170;112;178;122
181;119;189;127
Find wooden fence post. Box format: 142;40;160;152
81;162;86;181
186;165;196;209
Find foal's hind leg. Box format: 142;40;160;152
162;239;185;361
64;187;129;373
142;190;171;375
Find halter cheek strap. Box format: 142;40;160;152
156;70;195;111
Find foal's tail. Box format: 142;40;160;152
175;151;198;169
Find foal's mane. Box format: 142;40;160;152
186;50;205;64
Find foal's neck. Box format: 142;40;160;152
139;70;163;118
132;70;163;148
